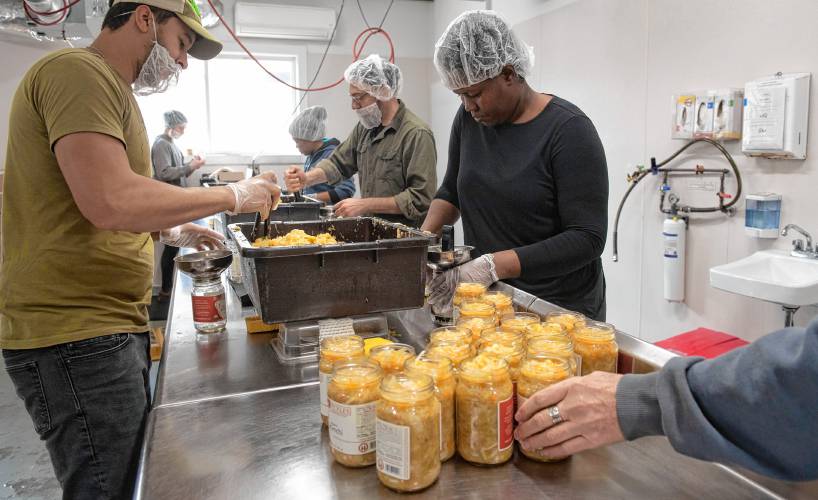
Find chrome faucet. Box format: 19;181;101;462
781;224;817;258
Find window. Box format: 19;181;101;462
136;53;300;156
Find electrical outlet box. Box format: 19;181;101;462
742;73;810;159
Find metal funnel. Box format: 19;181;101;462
174;249;233;280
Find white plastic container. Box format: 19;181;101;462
663;217;687;302
745;193;782;238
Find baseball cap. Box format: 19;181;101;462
111;0;223;60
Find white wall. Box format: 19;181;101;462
0;37;71;164
514;0;818;342
207;0;435;142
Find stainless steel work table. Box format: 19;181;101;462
152;273;317;408
137;274;817;499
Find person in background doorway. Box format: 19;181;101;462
152;109;205;301
287;105;355;204
152;110;204;187
423;11;608;320
284;55;437;227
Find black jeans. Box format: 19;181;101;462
160;244;180;293
3;332;151;500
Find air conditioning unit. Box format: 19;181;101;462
234;3;336;41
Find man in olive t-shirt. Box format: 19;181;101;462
0;1;279;498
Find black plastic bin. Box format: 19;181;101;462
229;217;430;324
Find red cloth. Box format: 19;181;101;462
655;328;749;359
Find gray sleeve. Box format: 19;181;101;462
151;140;191;182
616;320;818;481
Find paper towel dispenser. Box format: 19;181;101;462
742;73;810;160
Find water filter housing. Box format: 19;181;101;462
663;217;686;302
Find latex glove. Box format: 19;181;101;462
225;172;280;219
189;156;205;170
284;166;307;193
160;223;225;251
334;198;370;218
514;371;625;460
427;254;499;313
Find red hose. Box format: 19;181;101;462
205;0;396;93
24;0;75;26
24;0;81;16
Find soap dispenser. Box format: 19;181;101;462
745;193;782;238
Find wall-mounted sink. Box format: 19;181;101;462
709;249;818;307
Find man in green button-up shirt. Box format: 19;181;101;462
285;55;437;227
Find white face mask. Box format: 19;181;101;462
169;129;183;139
356;101;383;129
132;15;181;96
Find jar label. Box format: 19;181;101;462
192;293;225;323
376;419;410;480
319;372;330;417
329;400;376;456
497;395;514;451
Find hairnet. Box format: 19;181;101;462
344;54;402;101
163;110;188;129
433;10;534;90
289;106;328;141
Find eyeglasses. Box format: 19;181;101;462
350;92;374;105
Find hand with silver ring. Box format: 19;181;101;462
514;371;625;459
546;405;564;425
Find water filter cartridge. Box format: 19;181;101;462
663;217;686;302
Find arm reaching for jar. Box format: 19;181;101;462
515;318;818;481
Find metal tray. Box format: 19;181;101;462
213;194;323;236
229;217;431;324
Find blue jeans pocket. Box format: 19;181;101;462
5;361;52;435
64;333;131;362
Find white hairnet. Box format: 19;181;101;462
344;54;402;101
289;106;327;141
163;110;187;128
434;10;534;90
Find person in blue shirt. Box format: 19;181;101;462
288;106;356;204
515;316;818;481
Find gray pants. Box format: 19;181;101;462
3;333;151;500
